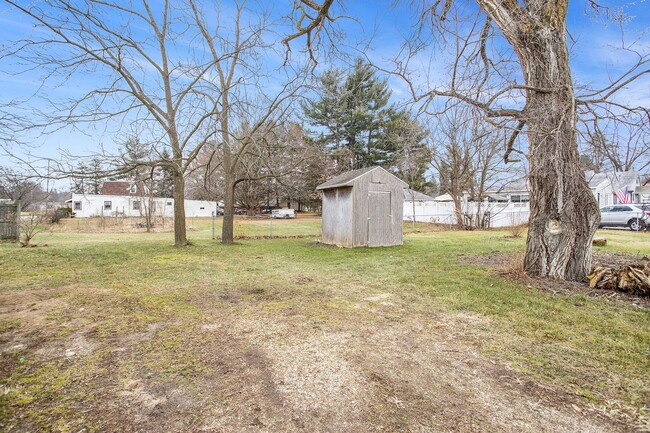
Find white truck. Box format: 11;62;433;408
271;209;295;219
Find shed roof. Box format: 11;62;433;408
403;189;435;201
316;166;407;190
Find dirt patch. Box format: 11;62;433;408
463;251;650;308
0;283;642;432
210;311;631;433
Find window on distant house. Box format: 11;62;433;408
104;201;112;210
129;184;137;194
200;207;205;210
133;201;141;210
167;201;172;206
73;201;82;211
511;195;520;202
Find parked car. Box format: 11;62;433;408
271;209;295;219
215;206;224;216
599;204;649;231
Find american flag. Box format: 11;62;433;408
614;186;630;204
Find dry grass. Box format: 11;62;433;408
499;252;527;279
1;221;648;432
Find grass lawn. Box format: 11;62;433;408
1;219;649;432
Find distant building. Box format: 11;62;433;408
68;193;217;218
585;171;641;206
484;171;643;206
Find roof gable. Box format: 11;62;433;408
100;181;146;196
316;166;408;190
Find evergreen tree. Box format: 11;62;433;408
71;162;88;194
89;157;104;194
303;59;402;171
154;149;175;198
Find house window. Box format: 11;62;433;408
104;201;112;210
133;201;141;210
167;201;172;206
200;206;205;210
73;201;82;211
129;184;137;194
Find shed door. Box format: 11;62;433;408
368;191;392;247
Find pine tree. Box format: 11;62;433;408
303;59;399;171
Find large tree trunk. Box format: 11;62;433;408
510;10;600;280
221;174;236;244
172;169;187;247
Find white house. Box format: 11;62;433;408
69;182;218;218
585;171;641;206
485;177;530;203
485;171;642;206
69;193;218;218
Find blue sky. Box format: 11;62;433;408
0;0;648;184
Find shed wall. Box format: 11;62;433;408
321;188;354;246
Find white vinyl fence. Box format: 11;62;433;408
404;201;530;228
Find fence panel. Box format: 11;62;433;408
404;201;530;228
0;202;20;240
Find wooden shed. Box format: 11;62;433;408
316;166;408;247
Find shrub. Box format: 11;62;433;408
508;223;527;238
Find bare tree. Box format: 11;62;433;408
431;108;474;228
192;120;314;233
579;112;650;175
0;166;41;208
285;0;649;280
2;0;309;247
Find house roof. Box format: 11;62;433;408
585;171;609;189
636;185;650;194
498;177;529;193
488;171;641;194
611;171;639;190
403;189;435;201
100;181;144;196
316;166;408;190
433;193;454;202
586;171;640;191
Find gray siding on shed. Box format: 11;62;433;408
321;188;353;245
317;167;406;247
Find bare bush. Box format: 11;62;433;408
19;212;52;247
507;224;527;239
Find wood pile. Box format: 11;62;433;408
587;263;650;297
592;237;607;246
